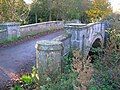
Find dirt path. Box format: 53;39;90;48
0;30;64;89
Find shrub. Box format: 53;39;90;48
88;29;120;90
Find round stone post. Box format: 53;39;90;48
35;40;63;80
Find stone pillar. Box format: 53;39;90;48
35;40;63;78
0;22;20;39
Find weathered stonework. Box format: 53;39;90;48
53;33;72;55
64;22;105;57
35;21;107;87
0;29;8;40
0;22;20;39
20;21;64;37
0;21;64;40
35;40;63;76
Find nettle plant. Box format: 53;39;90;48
10;67;38;90
88;29;120;90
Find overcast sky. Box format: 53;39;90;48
24;0;32;4
109;0;120;12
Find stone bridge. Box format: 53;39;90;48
64;22;105;57
35;22;107;74
0;21;107;88
36;22;106;58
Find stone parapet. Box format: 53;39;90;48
0;29;7;40
0;22;20;39
64;22;105;57
35;40;63;78
20;21;64;37
53;33;72;55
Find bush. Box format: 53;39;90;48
88;29;120;90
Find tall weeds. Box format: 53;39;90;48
89;29;120;90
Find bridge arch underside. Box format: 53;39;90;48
86;37;103;62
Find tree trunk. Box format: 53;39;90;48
35;13;37;23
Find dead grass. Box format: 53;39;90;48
72;50;94;90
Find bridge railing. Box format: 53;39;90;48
0;21;64;40
20;21;64;37
64;22;105;56
53;33;72;55
87;22;105;42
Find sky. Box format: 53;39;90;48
24;0;32;4
109;0;120;12
24;0;120;12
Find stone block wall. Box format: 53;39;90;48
35;40;63;81
53;33;72;55
0;22;20;40
64;22;105;57
35;33;72;78
0;21;64;41
20;21;64;37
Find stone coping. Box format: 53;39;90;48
36;40;62;45
64;22;102;30
65;23;87;26
87;22;102;27
0;22;20;26
35;40;63;51
53;33;72;41
0;29;7;33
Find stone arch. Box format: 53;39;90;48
87;37;103;62
85;34;104;57
91;34;104;48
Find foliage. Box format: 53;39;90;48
1;0;113;24
106;13;120;31
27;0;90;23
20;75;32;84
10;85;24;90
0;36;23;46
86;0;112;22
27;0;50;23
11;67;36;90
38;51;78;90
0;0;29;24
88;29;120;90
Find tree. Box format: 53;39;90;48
52;0;89;21
28;0;91;23
86;0;112;22
0;0;29;24
27;0;50;23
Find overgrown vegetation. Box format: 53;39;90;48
10;27;120;90
0;0;112;24
88;29;120;90
11;51;79;90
